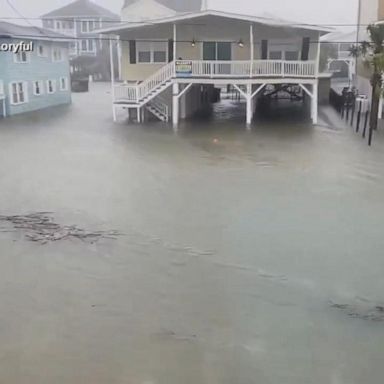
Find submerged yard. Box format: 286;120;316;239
1;83;384;383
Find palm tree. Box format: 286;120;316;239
351;24;384;145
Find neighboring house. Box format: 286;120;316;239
356;0;384;97
0;22;71;118
321;30;357;82
41;0;120;80
101;10;330;126
121;0;203;21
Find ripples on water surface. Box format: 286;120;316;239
1;84;384;384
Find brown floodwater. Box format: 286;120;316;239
1;83;384;384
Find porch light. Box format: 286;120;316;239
238;39;244;48
191;39;196;47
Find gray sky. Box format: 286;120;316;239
0;0;359;28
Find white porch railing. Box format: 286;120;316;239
114;60;317;103
137;61;175;100
191;61;252;77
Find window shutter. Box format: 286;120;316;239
301;37;310;61
168;39;174;62
129;40;136;64
261;40;268;60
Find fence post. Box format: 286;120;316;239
356;100;362;132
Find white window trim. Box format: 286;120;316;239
52;47;64;62
9;81;29;105
80;39;96;53
267;39;301;61
136;40;168;64
13;51;30;64
46;79;57;94
33;80;44;96
80;19;96;33
59;77;69;91
37;44;47;57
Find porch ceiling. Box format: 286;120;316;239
98;10;332;37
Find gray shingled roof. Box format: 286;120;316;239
41;0;119;20
123;0;202;13
0;21;70;41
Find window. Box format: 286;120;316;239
55;20;61;30
153;41;167;63
285;51;299;61
137;41;167;64
269;51;282;60
52;47;63;62
59;77;68;91
340;43;352;52
81;20;96;33
138;41;151;63
33;80;44;96
69;42;77;55
9;82;28;105
80;39;95;53
37;44;47;57
46;80;56;94
14;51;29;63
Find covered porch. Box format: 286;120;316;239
103;10;329;127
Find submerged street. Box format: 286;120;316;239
1;83;384;383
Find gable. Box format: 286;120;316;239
123;0;202;13
42;0;119;19
122;0;176;21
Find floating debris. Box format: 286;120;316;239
154;329;198;342
330;300;384;322
0;212;122;245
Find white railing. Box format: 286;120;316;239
137;61;175;99
114;61;175;103
189;60;316;78
191;61;252;77
283;61;316;77
253;60;283;76
114;83;138;101
148;97;169;121
114;60;317;103
0;80;4;97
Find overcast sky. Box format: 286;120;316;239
0;0;359;29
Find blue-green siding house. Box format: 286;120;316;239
0;22;72;117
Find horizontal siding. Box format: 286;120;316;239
119;20;319;81
0;38;71;116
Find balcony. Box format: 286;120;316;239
113;60;318;105
187;60;317;78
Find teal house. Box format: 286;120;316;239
0;22;72;117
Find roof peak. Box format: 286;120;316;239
123;0;203;13
41;0;119;20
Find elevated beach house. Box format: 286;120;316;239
0;22;71;118
101;9;330;126
41;0;120;80
321;30;357;82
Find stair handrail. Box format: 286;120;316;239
137;61;175;101
149;97;169;120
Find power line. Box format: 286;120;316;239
0;34;370;45
4;0;36;27
0;16;379;27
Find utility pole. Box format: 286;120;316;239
354;0;361;87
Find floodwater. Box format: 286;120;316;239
1;83;384;384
